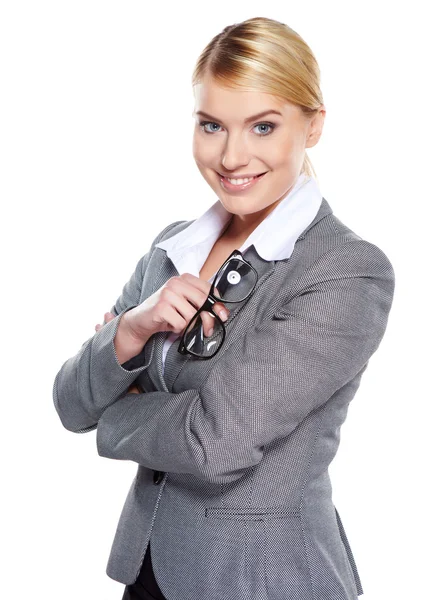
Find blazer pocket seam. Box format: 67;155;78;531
204;506;301;520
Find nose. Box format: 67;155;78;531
221;134;250;172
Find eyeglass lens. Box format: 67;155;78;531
182;256;257;358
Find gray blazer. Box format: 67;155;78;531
53;197;395;600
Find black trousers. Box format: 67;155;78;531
121;542;167;600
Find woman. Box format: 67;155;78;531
53;17;395;600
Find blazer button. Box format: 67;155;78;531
153;470;164;485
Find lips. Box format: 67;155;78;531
218;170;268;193
219;171;267;180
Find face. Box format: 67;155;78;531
192;73;326;235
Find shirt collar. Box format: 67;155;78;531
155;172;322;278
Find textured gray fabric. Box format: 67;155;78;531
53;197;395;600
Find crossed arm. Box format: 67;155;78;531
53;239;395;484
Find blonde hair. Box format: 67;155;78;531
192;17;324;180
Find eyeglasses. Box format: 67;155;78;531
177;249;258;359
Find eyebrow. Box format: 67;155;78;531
194;109;283;123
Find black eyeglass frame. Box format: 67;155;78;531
177;249;258;360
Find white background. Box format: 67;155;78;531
1;2;445;599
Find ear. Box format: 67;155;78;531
306;105;326;149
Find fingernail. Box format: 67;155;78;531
208;327;214;337
218;309;228;321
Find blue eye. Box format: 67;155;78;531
198;121;276;137
200;121;222;134
253;123;275;136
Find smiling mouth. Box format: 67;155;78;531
217;171;268;180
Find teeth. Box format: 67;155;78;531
225;176;255;185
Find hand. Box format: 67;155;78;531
124;274;231;342
126;384;140;394
95;312;115;332
95;312;140;394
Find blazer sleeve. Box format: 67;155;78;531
52;221;183;434
95;240;396;484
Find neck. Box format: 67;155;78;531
224;200;280;241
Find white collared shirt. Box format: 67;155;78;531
155;172;323;372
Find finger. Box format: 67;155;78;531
169;277;230;322
156;291;213;338
96;311;115;332
179;273;224;306
212;302;230;320
199;311;217;337
168;288;226;336
158;302;192;334
160;283;208;325
165;276;210;313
